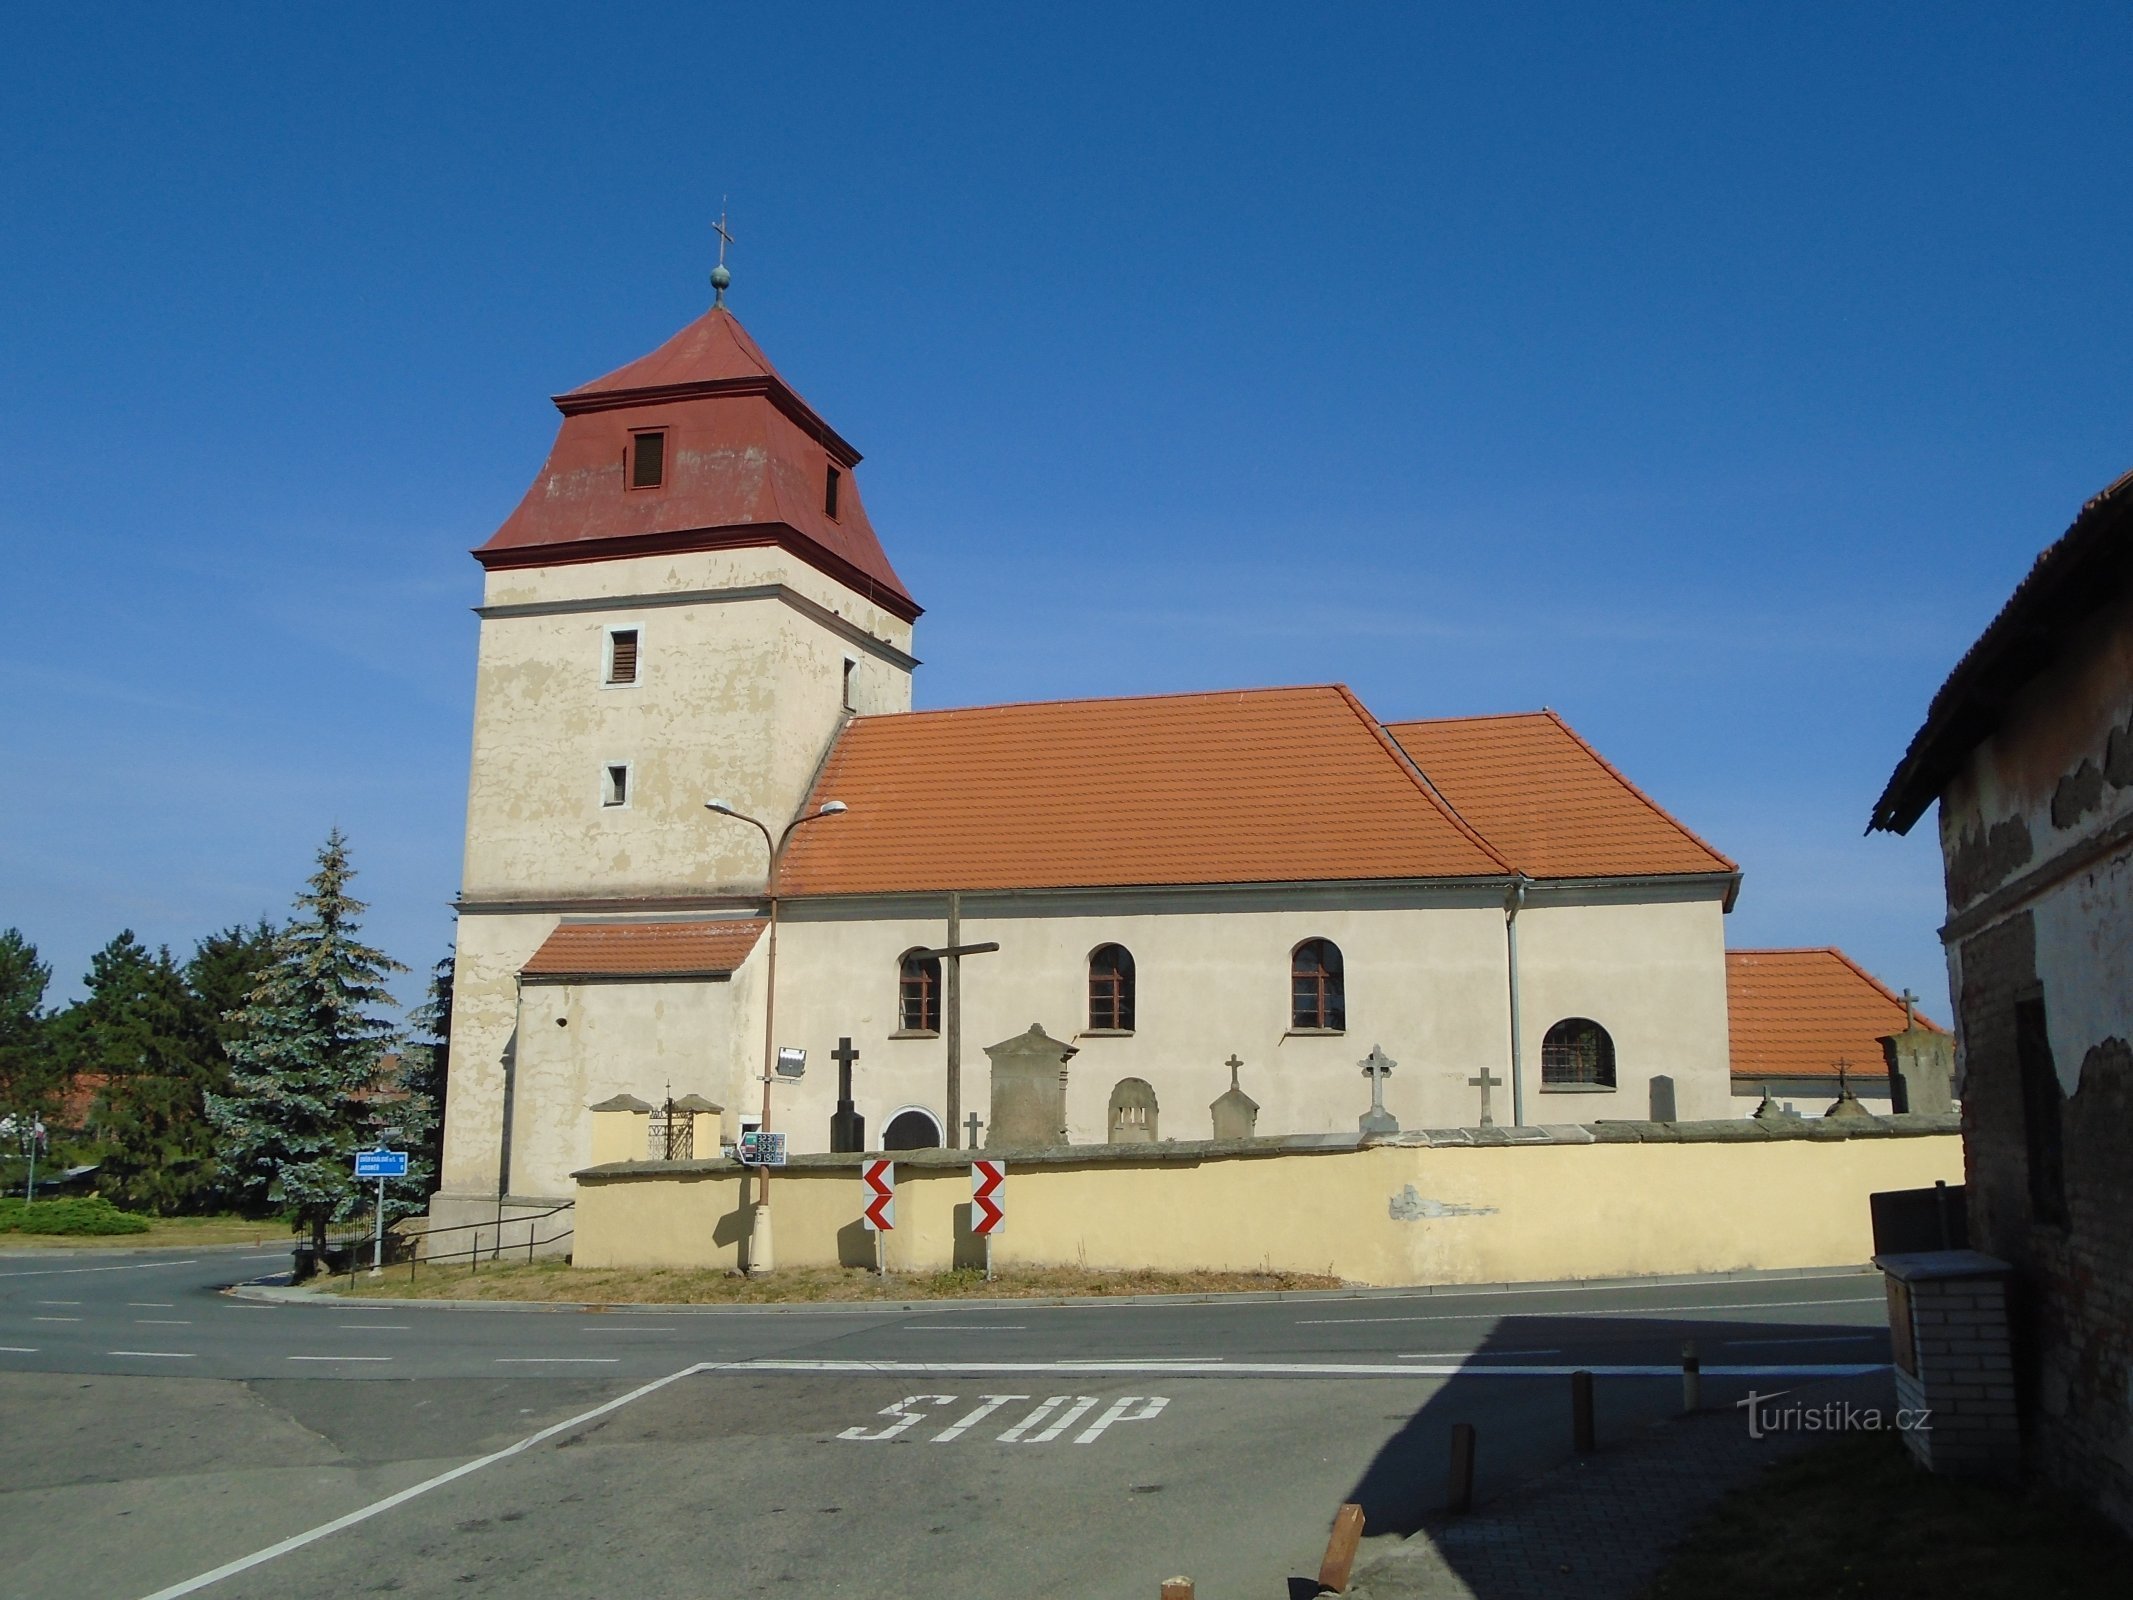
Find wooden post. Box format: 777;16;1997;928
1447;1422;1477;1514
944;891;961;1148
1572;1369;1596;1453
1316;1503;1366;1594
1159;1580;1194;1600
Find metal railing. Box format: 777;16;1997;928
324;1200;576;1290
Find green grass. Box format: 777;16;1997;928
0;1206;289;1247
1644;1428;2129;1600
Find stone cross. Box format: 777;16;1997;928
1467;1065;1503;1129
832;1037;860;1102
1900;990;1918;1032
1359;1045;1400;1137
1225;1054;1244;1092
965;1111;984;1149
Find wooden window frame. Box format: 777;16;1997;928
628;429;668;491
824;462;842;520
1540;1018;1616;1089
897;950;942;1035
1088;943;1136;1033
1290;939;1345;1032
604;624;642;688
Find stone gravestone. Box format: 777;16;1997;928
1647;1074;1677;1123
1359;1045;1399;1137
1210;1054;1259;1141
983;1023;1077;1149
1107;1078;1159;1143
1883;1022;1955;1114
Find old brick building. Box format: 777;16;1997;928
1873;467;2133;1531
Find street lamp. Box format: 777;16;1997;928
704;796;848;1274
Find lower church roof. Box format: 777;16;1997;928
521;919;765;981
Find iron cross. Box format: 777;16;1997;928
713;203;736;268
1467;1065;1504;1129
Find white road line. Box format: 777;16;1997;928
134;1319;192;1326
286;1356;393;1363
1295;1294;1883;1326
36;1299;81;1306
135;1361;709;1600
338;1323;411;1331
581;1327;674;1334
903;1324;1028;1331
129;1302;175;1308
1398;1349;1563;1359
495;1357;620;1364
108;1351;195;1359
1723;1335;1881;1348
33;1315;81;1323
0;1259;200;1279
734;1357;1891;1379
0;1345;38;1353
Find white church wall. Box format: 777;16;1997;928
1513;892;1732;1121
436;909;552;1197
463;546;913;903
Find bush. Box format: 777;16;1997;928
0;1196;151;1235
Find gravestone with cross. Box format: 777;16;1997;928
1210;1054;1260;1141
1359;1045;1400;1136
828;1036;866;1153
1467;1064;1503;1129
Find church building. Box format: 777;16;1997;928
433;284;1771;1233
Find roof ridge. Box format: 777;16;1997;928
1333;685;1514;874
853;682;1349;722
1382;709;1553;730
1820;944;1947;1032
1727;945;1947;1034
1538;708;1740;876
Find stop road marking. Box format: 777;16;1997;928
838;1393;1170;1445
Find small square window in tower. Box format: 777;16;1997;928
602;763;630;808
629;431;666;490
606;628;640;686
824;463;842;519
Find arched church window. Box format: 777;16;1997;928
1541;1018;1616;1088
1291;939;1345;1031
1088;944;1135;1031
882;1106;943;1150
898;949;941;1034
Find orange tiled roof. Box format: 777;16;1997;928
778;685;1512;896
521;919;766;980
1383;710;1736;882
1726;947;1946;1084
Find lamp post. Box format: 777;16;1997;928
704;796;847;1275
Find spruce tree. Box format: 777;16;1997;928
0;929;56;1121
389;953;452;1219
208;830;407;1254
70;932;225;1213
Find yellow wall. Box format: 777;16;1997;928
572;1129;1961;1286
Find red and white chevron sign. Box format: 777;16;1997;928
861;1159;895;1232
971;1159;1006;1236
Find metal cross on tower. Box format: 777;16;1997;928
711;202;737;306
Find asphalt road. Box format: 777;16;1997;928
0;1248;1894;1600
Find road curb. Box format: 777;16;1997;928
226;1260;1878;1315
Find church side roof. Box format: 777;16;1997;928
520;918;766;981
1726;947;1945;1085
475;305;919;621
1383;710;1737;884
778;684;1513;896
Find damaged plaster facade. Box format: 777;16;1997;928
1875;471;2133;1533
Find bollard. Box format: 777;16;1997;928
1447;1422;1477;1514
1159;1579;1195;1600
1316;1503;1366;1594
471;1230;480;1275
1571;1369;1596;1453
1681;1339;1702;1414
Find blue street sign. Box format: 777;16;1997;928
354;1148;410;1178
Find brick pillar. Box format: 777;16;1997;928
1876;1250;2019;1479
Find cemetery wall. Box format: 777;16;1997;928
570;1116;1961;1286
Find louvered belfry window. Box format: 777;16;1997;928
899;950;941;1033
1291;938;1345;1031
630;430;665;489
607;629;639;686
1088;944;1135;1031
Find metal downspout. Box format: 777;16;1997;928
1506;876;1528;1127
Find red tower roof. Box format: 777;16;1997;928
475;305;919;621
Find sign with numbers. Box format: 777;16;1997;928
739;1131;787;1167
354;1148;409;1178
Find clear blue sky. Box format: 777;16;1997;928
4;5;2130;1023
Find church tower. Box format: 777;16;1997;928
433;276;920;1225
